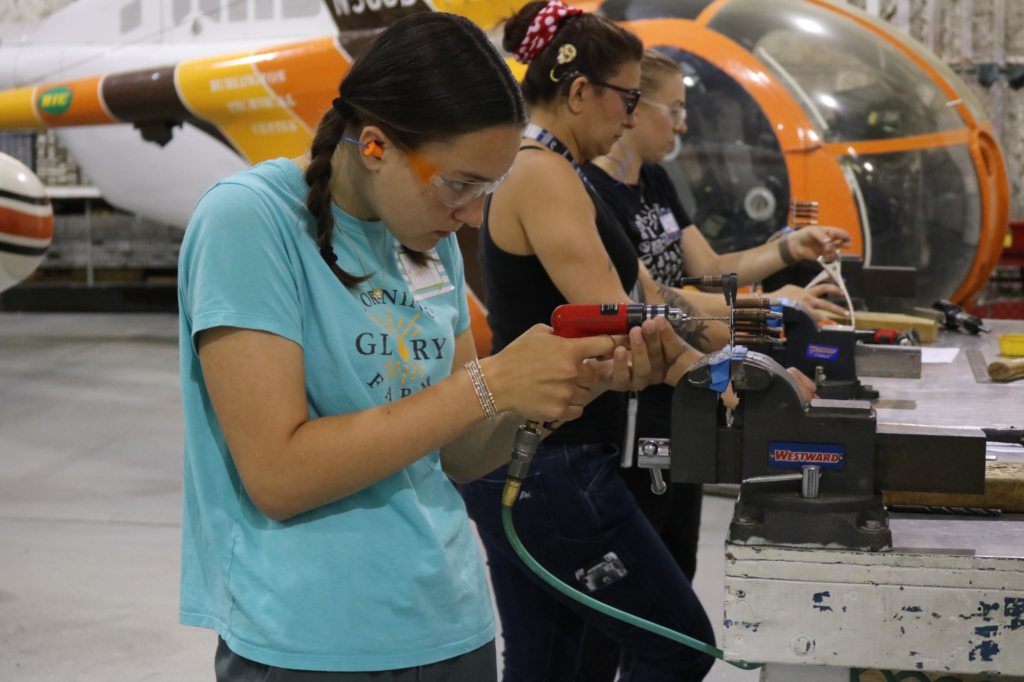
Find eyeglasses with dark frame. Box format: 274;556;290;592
590;80;642;115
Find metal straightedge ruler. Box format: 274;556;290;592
966;349;991;383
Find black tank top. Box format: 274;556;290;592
480;147;640;444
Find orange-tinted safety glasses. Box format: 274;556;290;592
341;137;510;208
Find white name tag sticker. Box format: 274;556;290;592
396;245;455;300
658;208;682;239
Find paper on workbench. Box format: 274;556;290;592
921;347;960;363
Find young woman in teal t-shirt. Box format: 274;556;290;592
177;12;683;680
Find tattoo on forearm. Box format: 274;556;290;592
656;283;711;352
778;238;798;266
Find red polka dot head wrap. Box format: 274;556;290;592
513;1;583;65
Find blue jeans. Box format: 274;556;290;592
459;442;715;682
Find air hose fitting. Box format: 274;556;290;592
502;421;542;507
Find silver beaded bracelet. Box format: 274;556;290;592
465;359;498;419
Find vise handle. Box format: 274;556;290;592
742;466;821;499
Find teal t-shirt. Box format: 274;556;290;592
177;159;494;671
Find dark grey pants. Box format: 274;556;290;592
215;638;497;682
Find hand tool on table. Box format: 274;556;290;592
854;328;921;346
932;299;990;334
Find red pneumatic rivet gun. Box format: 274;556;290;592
551;303;691;338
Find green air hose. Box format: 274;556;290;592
500;503;763;671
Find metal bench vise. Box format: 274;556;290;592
638;347;985;552
745;301;921;400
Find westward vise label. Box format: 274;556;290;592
806;344;840;360
769;442;845;469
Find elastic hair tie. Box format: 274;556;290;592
332;97;354;118
320;246;339;266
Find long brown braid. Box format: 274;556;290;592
304;107;369;287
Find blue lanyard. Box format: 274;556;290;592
523;123;594;191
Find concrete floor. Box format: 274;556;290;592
0;313;756;682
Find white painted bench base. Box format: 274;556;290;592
722;539;1024;675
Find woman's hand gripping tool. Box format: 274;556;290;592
503;303;705;508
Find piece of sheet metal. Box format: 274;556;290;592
854;344;922;378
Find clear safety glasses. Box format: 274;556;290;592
641;99;687;129
340;136;509;208
397;142;510;208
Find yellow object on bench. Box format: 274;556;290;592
821;310;939;344
999;334;1024;357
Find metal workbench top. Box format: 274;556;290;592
871;320;1024;559
871;319;1024;428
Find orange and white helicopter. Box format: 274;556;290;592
0;0;1010;316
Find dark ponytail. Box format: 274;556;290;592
503;1;643;107
306;12;528;287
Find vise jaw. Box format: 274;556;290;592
745;301;921;400
651;347;985;552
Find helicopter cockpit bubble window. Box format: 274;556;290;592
707;0;965;142
842;144;981;305
655;47;790;255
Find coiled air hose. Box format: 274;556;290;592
501;423;763;671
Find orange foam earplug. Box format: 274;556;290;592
363;141;383;158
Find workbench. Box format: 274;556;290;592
721;321;1024;681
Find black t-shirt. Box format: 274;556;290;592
480;151;640;445
584;161;695;441
583;162;692;286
